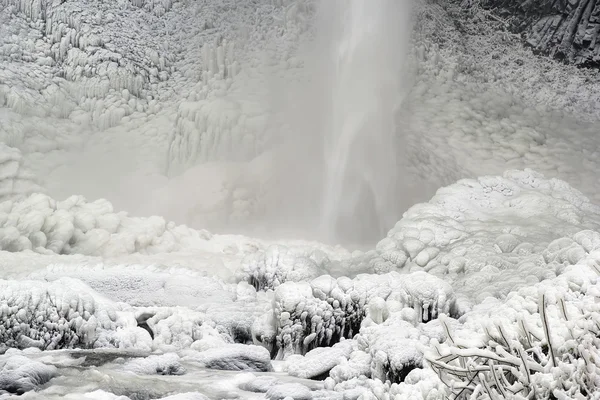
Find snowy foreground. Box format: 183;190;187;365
2;0;600;399
0;170;599;399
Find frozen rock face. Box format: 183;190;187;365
0;0;174;122
467;0;600;68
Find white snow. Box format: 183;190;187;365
2;0;600;399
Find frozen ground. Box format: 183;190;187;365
1;0;600;399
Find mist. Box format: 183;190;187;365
259;0;414;245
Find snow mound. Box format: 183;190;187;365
373;169;600;302
0;193;212;256
184;343;273;372
355;320;423;384
0;352;57;394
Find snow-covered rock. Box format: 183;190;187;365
184;344;273;372
286;340;354;380
266;272;456;359
373;170;600;302
122;353;185;375
0;352;58;394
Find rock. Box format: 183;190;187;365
186;344;273;372
266;383;312;400
0;355;57;394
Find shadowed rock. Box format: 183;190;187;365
465;0;600;67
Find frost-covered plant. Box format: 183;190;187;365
427;291;600;399
238;245;328;291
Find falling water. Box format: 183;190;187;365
315;0;412;244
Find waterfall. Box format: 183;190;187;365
315;0;412;244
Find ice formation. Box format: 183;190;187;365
262;271;456;360
184;344;274;372
0;193;213;256
2;0;600;398
0;352;57;394
238;244;330;291
372;169;600;303
0;278;145;351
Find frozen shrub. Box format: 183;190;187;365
427;279;600;399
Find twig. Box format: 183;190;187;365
539;292;557;368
